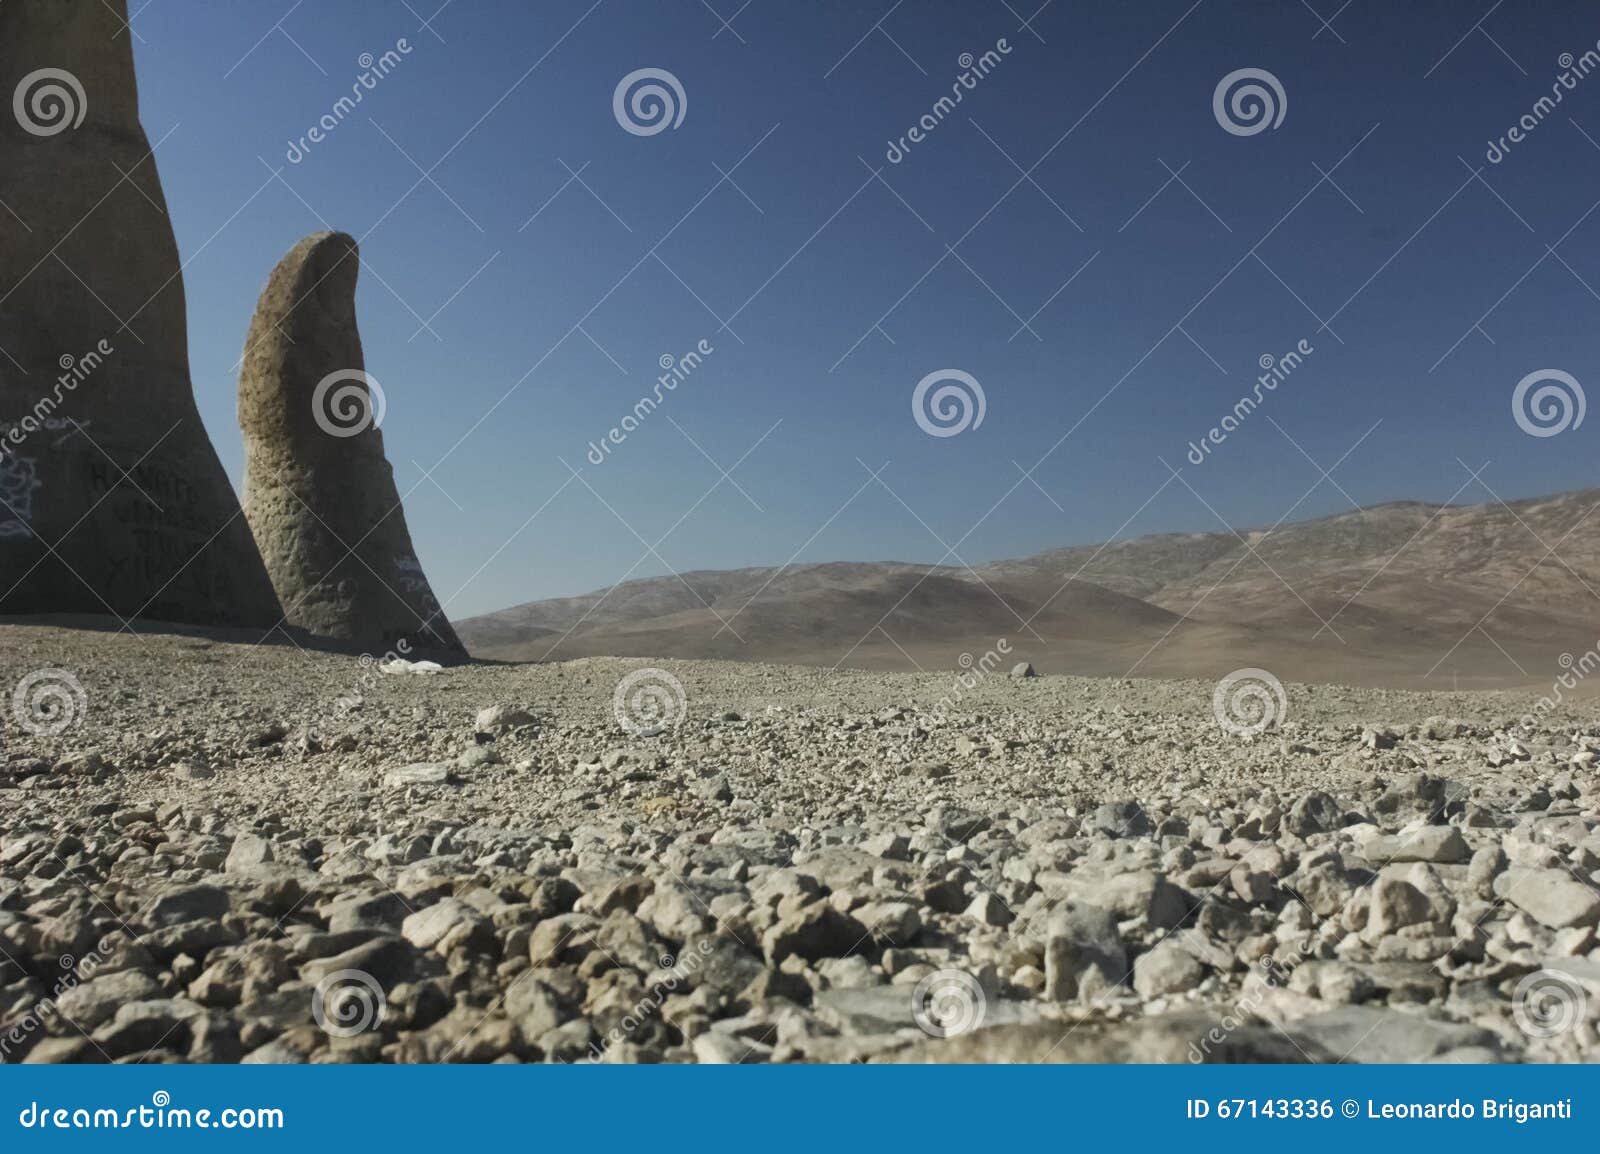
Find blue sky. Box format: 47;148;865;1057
132;0;1600;617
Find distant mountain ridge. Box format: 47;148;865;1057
457;488;1600;690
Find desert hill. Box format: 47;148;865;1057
459;488;1600;691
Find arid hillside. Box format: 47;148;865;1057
459;489;1600;691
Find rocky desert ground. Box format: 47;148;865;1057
2;620;1598;1064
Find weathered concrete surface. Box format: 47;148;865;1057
0;0;281;626
238;232;463;653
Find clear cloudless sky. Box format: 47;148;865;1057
130;0;1600;618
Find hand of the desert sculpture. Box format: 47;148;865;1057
238;232;464;654
0;0;281;626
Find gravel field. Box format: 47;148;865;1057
2;622;1598;1064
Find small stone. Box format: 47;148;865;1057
382;763;456;789
1043;903;1126;1002
1285;790;1342;836
475;705;535;733
762;901;868;964
225;834;275;873
692;1032;771;1063
1467;845;1506;896
142;885;230;929
401;898;493;953
862;832;910;861
456;746;503;770
1010;662;1036;679
1367;863;1454;938
56;970;162;1030
1087;801;1150;838
964;892;1014;927
326;892;411;934
692;774;733;803
300;935;423;991
1132;940;1204;998
1364;825;1469;864
1062;870;1188;929
854;900;921;946
1494;867;1600;929
91;997;205;1056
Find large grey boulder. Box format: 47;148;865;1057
237;232;462;653
0;0;281;625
